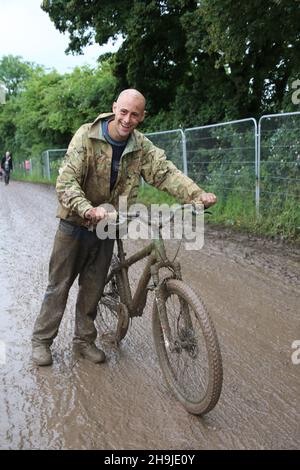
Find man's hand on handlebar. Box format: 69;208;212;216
84;206;118;226
199;192;217;208
84;206;108;225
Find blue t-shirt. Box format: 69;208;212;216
102;120;128;191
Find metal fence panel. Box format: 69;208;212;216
258;112;300;214
36;113;299;226
28;157;43;178
185;119;257;212
42;149;67;180
145;129;186;174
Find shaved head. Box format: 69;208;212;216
116;89;146;110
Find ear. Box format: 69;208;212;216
140;110;145;123
112;101;117;113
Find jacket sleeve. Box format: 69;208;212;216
56;124;93;218
140;136;205;205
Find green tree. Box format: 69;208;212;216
200;0;300;116
42;0;198;115
42;0;131;53
0;60;116;162
0;55;35;97
42;0;300;124
0;95;19;156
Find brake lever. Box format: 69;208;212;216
191;207;212;216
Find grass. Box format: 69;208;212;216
12;171;57;185
137;183;178;206
137;185;300;244
9;175;299;244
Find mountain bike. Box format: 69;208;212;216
96;205;223;415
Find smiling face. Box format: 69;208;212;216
108;89;145;141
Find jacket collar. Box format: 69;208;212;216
88;112;142;153
88;112;114;140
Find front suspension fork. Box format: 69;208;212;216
151;261;182;350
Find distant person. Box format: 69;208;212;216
1;151;13;185
31;88;217;366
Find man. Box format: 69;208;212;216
31;89;217;366
1;151;13;185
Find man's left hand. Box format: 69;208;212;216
200;192;217;208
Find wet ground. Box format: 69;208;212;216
0;181;299;450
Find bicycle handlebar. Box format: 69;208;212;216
106;204;208;227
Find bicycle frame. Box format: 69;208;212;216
101;205;201;346
98;207;223;415
106;234;183;319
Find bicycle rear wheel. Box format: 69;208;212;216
152;279;223;415
96;255;129;343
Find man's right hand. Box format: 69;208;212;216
84;206;108;225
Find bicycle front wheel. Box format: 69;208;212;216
152;279;223;415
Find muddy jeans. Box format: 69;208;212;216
32;220;114;346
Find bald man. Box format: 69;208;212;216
32;89;217;366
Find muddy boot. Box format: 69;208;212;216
32;344;53;366
74;342;106;364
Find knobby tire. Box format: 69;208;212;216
152;279;223;415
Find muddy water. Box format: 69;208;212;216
0;181;299;449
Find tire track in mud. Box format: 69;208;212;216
0;181;299;449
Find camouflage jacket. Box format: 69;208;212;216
56;112;205;225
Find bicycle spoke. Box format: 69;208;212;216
164;293;209;402
96;279;120;338
96;253;130;344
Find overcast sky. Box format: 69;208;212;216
0;0;121;73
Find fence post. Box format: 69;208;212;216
46;150;51;180
256;119;261;217
180;129;188;176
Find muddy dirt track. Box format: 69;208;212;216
0;181;299;450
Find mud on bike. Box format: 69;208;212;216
96;205;223;415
